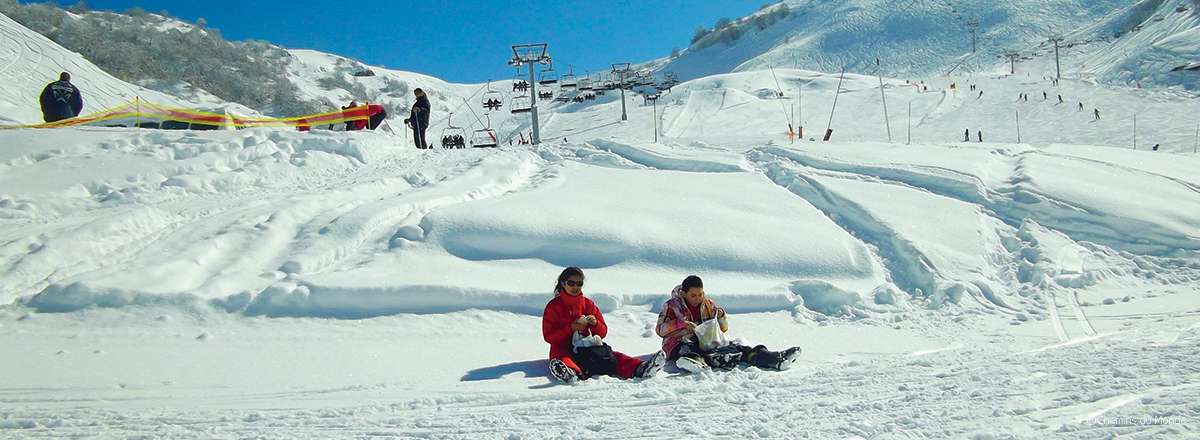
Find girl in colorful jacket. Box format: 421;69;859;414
542;267;665;383
656;275;801;373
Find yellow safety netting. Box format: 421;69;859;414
0;98;374;130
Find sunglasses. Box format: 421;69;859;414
563;280;585;287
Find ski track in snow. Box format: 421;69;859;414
1;312;1196;439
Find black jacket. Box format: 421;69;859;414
409;95;431;129
39;80;83;123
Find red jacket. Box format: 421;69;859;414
349;104;385;130
542;292;609;360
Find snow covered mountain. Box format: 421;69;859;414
0;12;248;125
662;0;1200;90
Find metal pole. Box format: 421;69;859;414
619;71;628;122
1016;109;1021;144
1133;114;1137;150
790;94;796;144
653;97;658;143
771;66;791;134
529;62;540;145
1194;123;1198;153
825;69;845;142
907;101;911;145
1054;40;1061;80
798;83;804;139
879;73;892;143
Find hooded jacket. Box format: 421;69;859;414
656;285;728;357
541;289;609;360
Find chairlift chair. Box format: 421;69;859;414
511;95;532;114
578;77;593;91
482;88;503;112
440;114;467;149
538;90;554;101
539;67;559;85
472;128;499;148
561;75;578;89
441;127;467;149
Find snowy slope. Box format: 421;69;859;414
662;0;1200;91
0;12;250;125
3;4;1200;439
1;123;1197;437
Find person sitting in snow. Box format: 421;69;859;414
656;275;801;373
39;72;83;123
542;267;665;383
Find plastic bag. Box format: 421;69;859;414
694;318;728;351
572;331;604;348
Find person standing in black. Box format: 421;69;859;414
39;72;83;123
404;88;431;149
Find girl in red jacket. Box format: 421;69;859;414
542;267;665;383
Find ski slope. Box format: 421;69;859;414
662;0;1200;91
2;4;1200;439
1;103;1198;438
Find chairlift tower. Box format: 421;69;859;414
966;19;980;53
1048;35;1064;80
509;43;552;145
1003;51;1020;75
612;63;632;122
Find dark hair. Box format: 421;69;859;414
60;72;71;81
414;88;425;95
681;275;703;292
555;267;585;293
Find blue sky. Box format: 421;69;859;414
58;1;767;83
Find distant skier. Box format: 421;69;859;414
1078;102;1084;111
1043;91;1048;100
39;72;83;123
1094;108;1101;120
977;130;983;142
404;88;431;149
978;90;984;99
657;275;800;373
1152;143;1160;151
964;128;970;142
1057;94;1063;104
543;267;665;383
1023;94;1028;102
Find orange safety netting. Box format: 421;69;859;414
0;98;373;130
